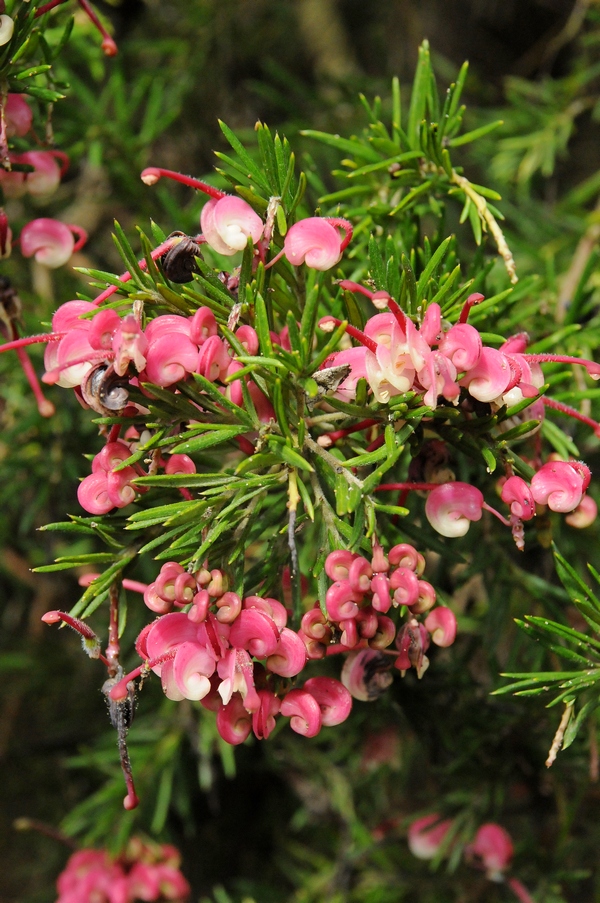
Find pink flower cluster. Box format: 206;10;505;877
324;289;600;409
107;543;450;747
109;566;352;744
40;302;277;421
56;838;189;903
407;815;534;902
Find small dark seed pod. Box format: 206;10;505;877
82;363;129;416
162;232;203;283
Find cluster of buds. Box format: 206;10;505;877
313;543;455;685
55;838;189;903
109;566;352;744
108;542;451;749
408;816;533;902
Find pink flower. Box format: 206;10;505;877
4;94;32;137
424;607;457;647
266;627;307;677
280;688;322;737
112;315;148;376
216;693;252;744
252;689;281;740
408;814;454;859
0;15;14;46
302;677;352;726
501;475;535;521
283;217;352;270
425;482;484;537
2;151;62;198
144;331;199;387
438;322;482;372
460;347;511;403
565;494;598;528
200;196;264;255
467;823;514;880
530;460;589;513
172;641;216;700
20;218;87;268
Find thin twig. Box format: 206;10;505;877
451;171;518;284
546;701;574;767
304;433;363;489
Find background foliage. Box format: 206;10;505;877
3;1;600;901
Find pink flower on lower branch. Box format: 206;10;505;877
408;814;454;859
466;823;514;881
500;476;535;521
56;839;190;903
20;218;87;268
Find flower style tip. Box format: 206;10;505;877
141;166;226;199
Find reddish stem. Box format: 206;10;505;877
107;423;121;443
92;235;187;305
236;435;256;456
106;582;120;677
140;167;226;200
507;877;535;903
322;418;377;444
78;574;149;595
524;353;600;378
78;0;117;56
482;501;511;527
41;610;110;668
375;482;440;492
0;332;64;354
338;280;375;299
387;298;408;331
42;349;114;384
366;434;385;453
15;346;55;417
542;395;600;436
49;150;70;178
321;316;378;353
34;0;69;17
109;650;177;701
